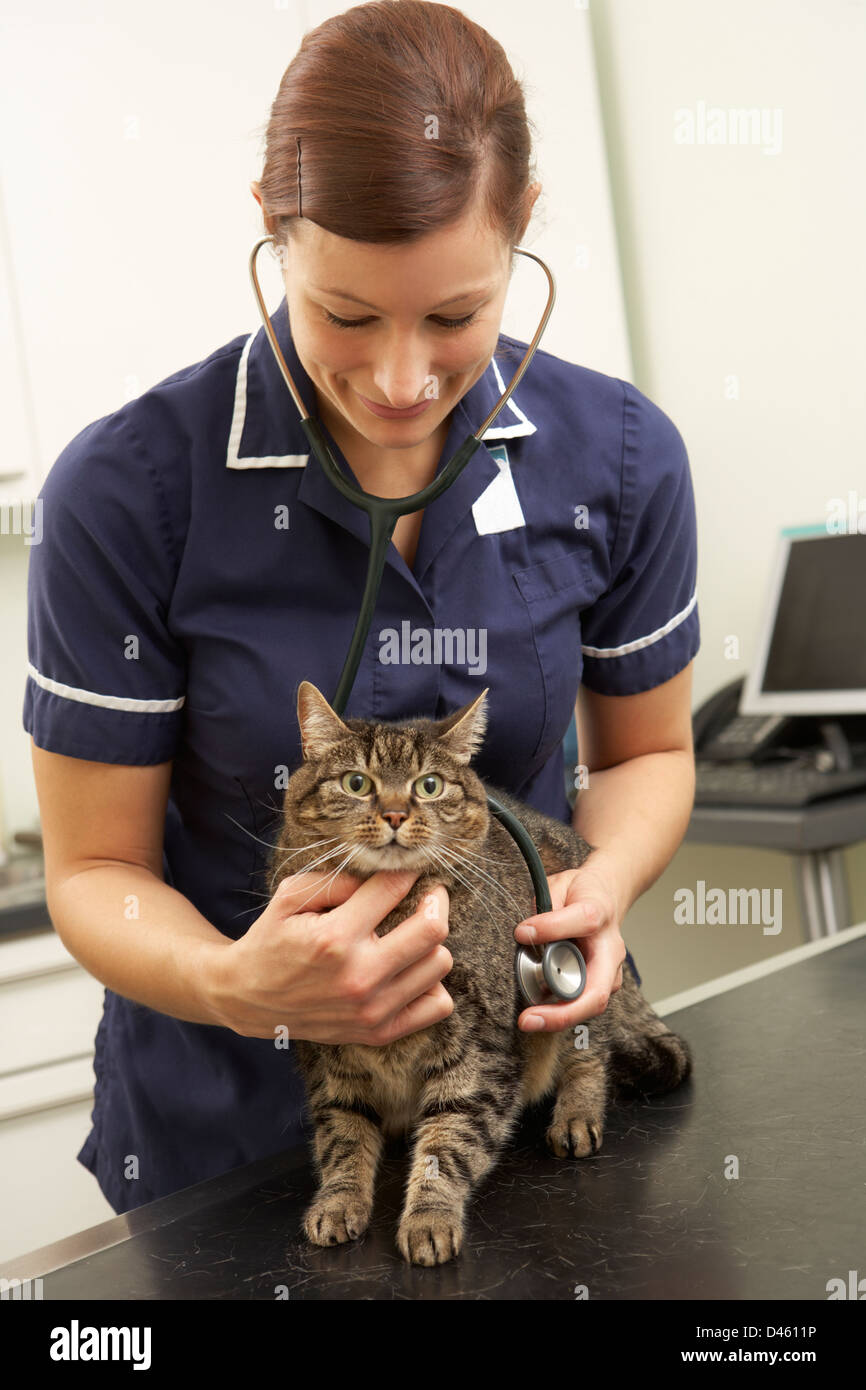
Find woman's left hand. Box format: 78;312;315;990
513;861;628;1033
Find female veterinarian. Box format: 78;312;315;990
24;1;699;1215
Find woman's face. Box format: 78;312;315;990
257;195;514;455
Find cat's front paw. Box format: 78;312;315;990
546;1116;603;1159
303;1190;372;1247
397;1206;464;1266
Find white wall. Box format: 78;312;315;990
591;0;866;714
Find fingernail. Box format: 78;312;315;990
522;1015;545;1031
516;922;537;942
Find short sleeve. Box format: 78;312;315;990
22;407;187;764
580;381;700;695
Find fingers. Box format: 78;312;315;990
271;869;450;1045
581;927;626;985
274;868;365;916
360;942;454;1041
278;866;420;933
376;883;450;979
344;882;451;1041
376;982;455;1045
518;931;627;1032
514;898;602;945
332;868;427;943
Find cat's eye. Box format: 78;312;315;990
413;773;444;799
341;771;373;796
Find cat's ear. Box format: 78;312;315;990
296;681;352;759
433;687;489;764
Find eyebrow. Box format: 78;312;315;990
311;283;496;312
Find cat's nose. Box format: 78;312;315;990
380;809;409;829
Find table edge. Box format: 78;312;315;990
652;919;866;1017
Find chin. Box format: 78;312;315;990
353;843;429;874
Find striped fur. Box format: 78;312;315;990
268;683;693;1266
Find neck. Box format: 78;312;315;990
316;392;451;496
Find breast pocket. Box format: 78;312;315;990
512;547;594;764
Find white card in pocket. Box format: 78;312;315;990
471;446;526;535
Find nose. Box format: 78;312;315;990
380;809;409;829
373;331;433;409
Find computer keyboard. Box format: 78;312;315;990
694;759;866;808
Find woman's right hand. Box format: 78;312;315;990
204;869;453;1045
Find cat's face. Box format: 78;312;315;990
281;681;491;877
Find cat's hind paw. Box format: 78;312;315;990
303;1191;372;1247
546;1116;603;1159
397;1206;464;1266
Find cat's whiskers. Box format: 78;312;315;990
285;844;364;913
271;839;354;884
229;840;357;921
417;843;480;905
222;812;287;855
277;836;342;858
268;836;342;881
429;839;527;919
447;837;513;868
418;844;512;932
228;894;279;920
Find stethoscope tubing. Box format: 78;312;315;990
249;235;585;1006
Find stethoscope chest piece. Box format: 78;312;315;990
515;940;587;1006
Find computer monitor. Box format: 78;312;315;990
740;525;866;716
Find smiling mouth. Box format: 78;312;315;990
358;392;433;418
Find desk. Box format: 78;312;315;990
686;790;866;938
2;924;864;1301
569;710;866;938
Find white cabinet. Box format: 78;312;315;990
0;927;114;1263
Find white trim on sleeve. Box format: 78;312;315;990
581;590;697;659
27;663;185;713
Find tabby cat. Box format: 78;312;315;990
267;680;693;1266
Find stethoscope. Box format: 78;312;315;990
249;234;587;1008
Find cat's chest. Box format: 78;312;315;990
340;1031;439;1136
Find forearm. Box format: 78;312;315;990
572;750;696;919
48;864;230;1025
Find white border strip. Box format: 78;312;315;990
27;664;184;713
225;331;309;469
651;919;866;1016
582;591;697;658
482;354;537;439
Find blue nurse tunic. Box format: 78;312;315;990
22;297;700;1213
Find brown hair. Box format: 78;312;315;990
255;0;540;252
